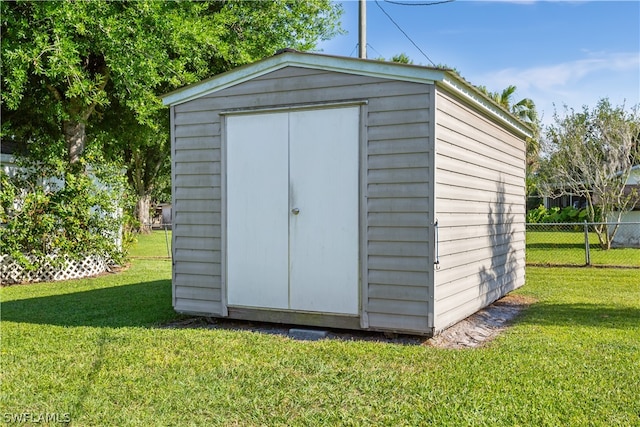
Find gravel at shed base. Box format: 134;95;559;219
427;294;535;349
162;293;535;348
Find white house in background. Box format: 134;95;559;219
609;165;640;248
1;152;65;191
1;153;15;175
539;165;640;248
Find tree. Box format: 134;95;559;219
2;0;342;226
93;104;170;230
477;85;539;128
539;99;640;249
390;53;413;64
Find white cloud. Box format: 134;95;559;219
474;51;640;126
482;52;639;92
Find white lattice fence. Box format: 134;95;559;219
0;254;110;285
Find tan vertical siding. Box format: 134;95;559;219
171;66;433;333
434;87;526;332
172;103;222;315
365;84;433;333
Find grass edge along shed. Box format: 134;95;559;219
161;50;531;336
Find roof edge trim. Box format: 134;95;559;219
161;52;442;106
161;51;533;139
439;76;533;139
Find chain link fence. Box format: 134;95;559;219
134;221;639;267
526;222;640;267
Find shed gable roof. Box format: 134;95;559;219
161;49;532;138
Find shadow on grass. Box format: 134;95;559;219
527;243;618;250
520;302;640;330
1;280;177;328
526;243;586;249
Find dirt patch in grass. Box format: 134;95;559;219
427;293;536;349
162;293;536;347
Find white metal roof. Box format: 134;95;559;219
161;49;532;138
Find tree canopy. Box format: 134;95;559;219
1;0;342;164
2;0;342;228
539;99;640;249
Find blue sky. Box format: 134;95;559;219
316;0;640;126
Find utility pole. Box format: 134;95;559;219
359;0;366;59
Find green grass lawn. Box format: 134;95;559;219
526;230;640;267
1;233;639;426
127;229;172;258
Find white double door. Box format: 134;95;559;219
226;107;360;315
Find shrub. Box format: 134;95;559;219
0;157;126;271
526;205;590;224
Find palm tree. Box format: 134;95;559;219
483;85;538;126
489;85;516;109
511;97;538;126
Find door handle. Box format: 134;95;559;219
291;208;300;215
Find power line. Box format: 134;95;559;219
374;0;436;66
384;0;454;6
366;43;384;59
348;43;359;57
350;43;383;60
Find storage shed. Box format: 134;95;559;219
161;50;530;336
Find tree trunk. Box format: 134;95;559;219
63;119;86;167
594;224;609;250
136;193;152;234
